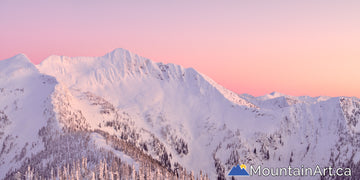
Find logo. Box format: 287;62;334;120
227;163;352;178
228;164;250;176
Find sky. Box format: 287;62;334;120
1;0;360;97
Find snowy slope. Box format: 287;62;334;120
0;54;57;179
1;49;360;179
37;49;275;176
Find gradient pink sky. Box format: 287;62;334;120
1;1;360;97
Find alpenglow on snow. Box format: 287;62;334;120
0;48;359;179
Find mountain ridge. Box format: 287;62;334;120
1;49;360;179
2;49;355;100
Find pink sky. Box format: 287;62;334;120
1;1;359;98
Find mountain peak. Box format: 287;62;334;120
1;53;31;64
109;48;129;54
269;91;285;97
104;48;134;59
2;49;360;179
13;53;30;60
0;53;36;75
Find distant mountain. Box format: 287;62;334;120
0;49;359;179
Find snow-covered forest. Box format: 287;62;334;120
1;49;360;179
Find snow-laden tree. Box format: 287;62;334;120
14;171;22;180
131;164;136;180
91;171;96;180
98;160;104;180
25;166;33;180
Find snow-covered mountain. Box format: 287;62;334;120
1;48;360;179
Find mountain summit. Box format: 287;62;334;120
1;49;360;179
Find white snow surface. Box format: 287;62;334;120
0;48;359;179
0;54;57;178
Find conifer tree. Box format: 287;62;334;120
190;170;194;180
154;167;160;180
99;160;104;180
57;166;60;180
91;171;96;180
82;157;88;174
63;166;68;180
50;168;54;180
138;163;144;180
25;166;33;180
15;171;21;180
121;164;128;180
147;164;153;180
104;158;108;180
131;164;136;180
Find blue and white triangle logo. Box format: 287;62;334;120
228;164;250;176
